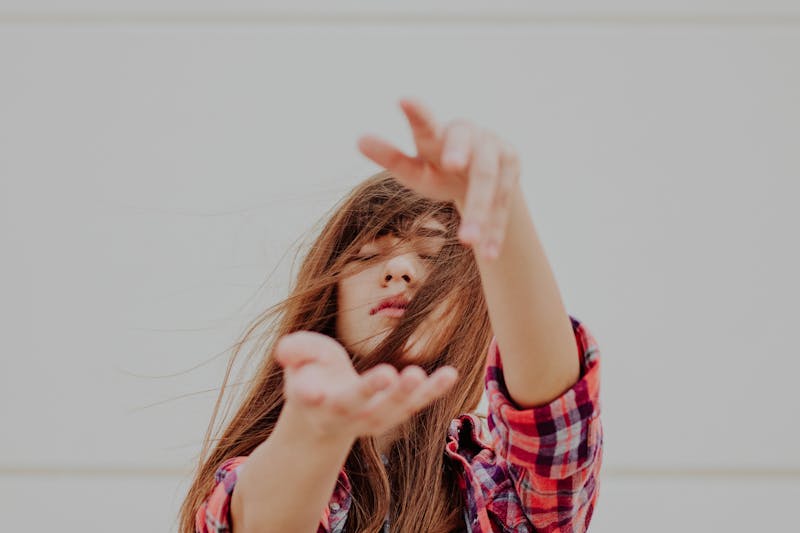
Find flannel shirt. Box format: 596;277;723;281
195;314;602;532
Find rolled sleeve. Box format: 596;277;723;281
194;456;348;533
194;456;248;533
485;315;603;532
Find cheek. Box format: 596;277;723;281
336;276;368;338
338;273;367;309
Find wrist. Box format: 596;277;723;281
279;400;358;448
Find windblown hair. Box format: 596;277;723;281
179;170;493;533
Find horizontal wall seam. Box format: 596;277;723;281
1;466;799;479
0;12;800;27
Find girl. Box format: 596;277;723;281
179;100;603;533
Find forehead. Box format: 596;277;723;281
356;216;447;250
378;216;447;240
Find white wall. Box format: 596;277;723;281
1;2;798;531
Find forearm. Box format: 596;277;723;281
231;402;355;533
470;185;579;408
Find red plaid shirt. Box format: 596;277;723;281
196;315;602;532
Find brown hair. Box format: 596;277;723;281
179;170;493;533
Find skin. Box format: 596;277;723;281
273;97;578;447
358;99;579;409
233;99;581;532
335;216;452;364
335;216;456;456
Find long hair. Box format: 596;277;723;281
179;170;493;533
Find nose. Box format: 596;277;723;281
381;252;420;287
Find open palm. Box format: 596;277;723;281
274;331;458;439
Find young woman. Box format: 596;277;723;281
179;100;603;533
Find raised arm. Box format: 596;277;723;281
196;331;459;532
468;183;579;408
358;99;579;407
358;99;602;532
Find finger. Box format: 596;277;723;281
459;132;500;249
404;366;459;412
273;331;341;370
353;366;458;432
355;364;399;401
356;365;426;419
399;98;441;156
480;142;519;260
325;364;399;417
440;120;473;173
357;134;427;185
397;364;428;394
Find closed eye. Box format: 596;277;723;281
360;253;436;262
351;248;438;263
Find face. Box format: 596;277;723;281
335;217;453;362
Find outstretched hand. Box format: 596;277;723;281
358;99;521;260
274;331;458;440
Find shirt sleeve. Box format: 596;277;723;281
484;314;603;533
194;456;248;533
194;456;342;533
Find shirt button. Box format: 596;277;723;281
331;502;340;511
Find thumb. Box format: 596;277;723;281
357;134;425;187
273;331;346;370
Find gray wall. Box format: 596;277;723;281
1;2;798;531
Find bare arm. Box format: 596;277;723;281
357;100;579;409
223;331;457;532
466;185;579;408
231;402;354;533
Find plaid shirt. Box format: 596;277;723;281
196;315;602;532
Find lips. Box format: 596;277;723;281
370;293;410;315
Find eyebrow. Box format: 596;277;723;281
413;226;448;239
363;225;447;250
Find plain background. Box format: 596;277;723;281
1;1;799;531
